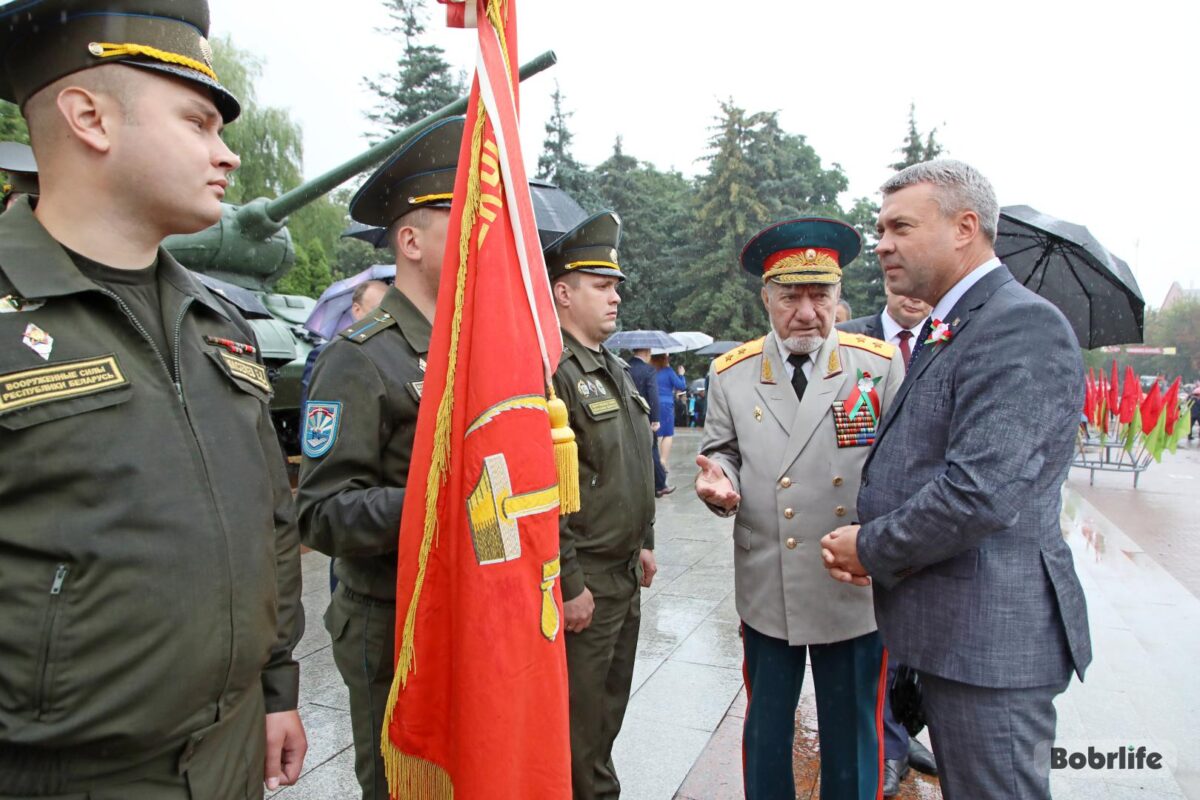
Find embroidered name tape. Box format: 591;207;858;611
0;355;126;414
219;351;271;392
588;398;620;415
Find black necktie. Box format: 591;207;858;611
787;354;808;401
907;318;935;367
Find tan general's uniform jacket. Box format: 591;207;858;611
296;286;430;600
553;332;655;600
0;201;302;794
700;329;904;645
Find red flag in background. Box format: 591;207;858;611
1108;360;1121;411
1083;368;1096;424
1140;379;1163;435
381;1;571;798
1165;377;1182;434
1118;365;1141;424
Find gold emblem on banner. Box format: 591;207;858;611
540;556;562;641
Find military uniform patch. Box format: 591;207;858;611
218;351;271;392
0;355;126;414
303;401;342;458
587;397;620;415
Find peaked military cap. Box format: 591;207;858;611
349;116;464;229
0;140;37;197
0;0;240;122
740;217;861;285
544;211;624;282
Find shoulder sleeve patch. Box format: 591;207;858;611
837;330;896;359
714;337;765;374
340;312;396;344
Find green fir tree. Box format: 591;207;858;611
890;102;944;171
536;83;599;209
365;0;464;140
592;137;692;331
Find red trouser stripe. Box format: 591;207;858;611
875;647;889;800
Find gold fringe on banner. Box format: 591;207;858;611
547;387;580;515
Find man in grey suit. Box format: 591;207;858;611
821;160;1091;800
696;218;905;800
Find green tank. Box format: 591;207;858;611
162;51;557;458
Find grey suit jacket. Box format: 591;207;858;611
837;313;883;340
856;266;1091;688
701;330;905;645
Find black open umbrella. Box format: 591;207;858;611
694;340;742;357
529;178;588;247
995;205;1144;348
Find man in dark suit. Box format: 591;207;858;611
837;286;936;795
839;288;929;362
821;159;1091;800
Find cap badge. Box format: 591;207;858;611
198;37;214;70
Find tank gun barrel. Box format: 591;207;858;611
231;49;558;240
165;50;556;289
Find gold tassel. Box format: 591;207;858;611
547;387;581;515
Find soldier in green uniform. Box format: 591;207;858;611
296;116;463;800
0;141;38;211
0;1;305;798
547;212;657;800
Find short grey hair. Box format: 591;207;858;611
881;159;999;243
837;299;853;317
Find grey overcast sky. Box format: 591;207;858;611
209;0;1197;310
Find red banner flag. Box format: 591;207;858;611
1118;365;1141;424
381;2;571;797
1140;379;1163;435
1083;368;1096;424
1165;377;1182;434
1108;360;1120;411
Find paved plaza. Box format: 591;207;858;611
272;429;1200;799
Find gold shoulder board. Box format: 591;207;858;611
837;330;896;359
714;337;766;374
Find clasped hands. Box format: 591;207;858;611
821;525;871;587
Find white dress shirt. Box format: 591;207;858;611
880;309;926;347
930;256;1003;323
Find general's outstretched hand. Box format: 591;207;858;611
694;454;740;510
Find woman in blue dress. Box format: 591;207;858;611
652;353;687;470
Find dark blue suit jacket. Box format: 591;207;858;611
856;266;1091;689
627;356;659;424
836;313;883;340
